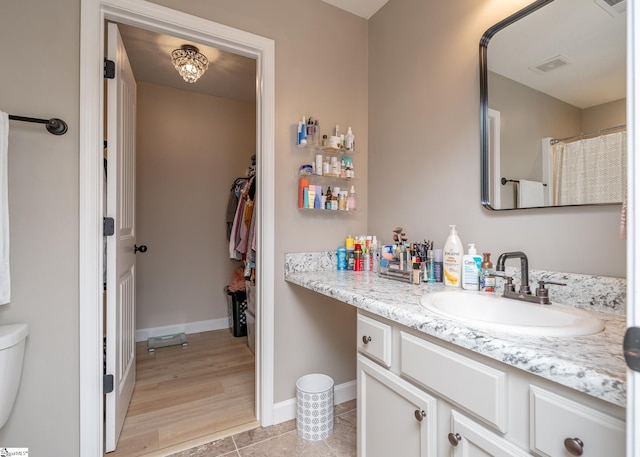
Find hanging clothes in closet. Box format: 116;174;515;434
227;157;257;271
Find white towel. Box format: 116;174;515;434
517;179;545;208
0;112;9;304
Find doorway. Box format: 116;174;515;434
106;22;259;454
79;1;276;455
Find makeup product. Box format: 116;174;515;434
298;177;309;208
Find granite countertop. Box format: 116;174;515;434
284;256;627;408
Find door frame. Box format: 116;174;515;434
79;0;275;454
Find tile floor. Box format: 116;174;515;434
168;400;357;457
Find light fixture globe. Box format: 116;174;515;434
171;44;209;83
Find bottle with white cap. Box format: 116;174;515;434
347;186;357;211
345;127;355;151
462;243;482;290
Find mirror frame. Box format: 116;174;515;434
480;0;559;210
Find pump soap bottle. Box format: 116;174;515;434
480;253;496;292
462;244;482;291
443;225;463;288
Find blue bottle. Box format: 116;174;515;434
337;247;347;270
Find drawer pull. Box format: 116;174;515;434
414;409;426;421
362;335;372;344
447;432;462;447
564;437;584;456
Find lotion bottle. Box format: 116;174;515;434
443;225;463;287
462;243;482;291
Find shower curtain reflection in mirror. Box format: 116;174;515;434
544;131;626;206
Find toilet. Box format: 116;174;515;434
0;323;28;429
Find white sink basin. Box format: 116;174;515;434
419;290;604;337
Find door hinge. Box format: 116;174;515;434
103;217;115;236
103;140;107;149
104;374;114;394
624;326;640;372
104;59;115;79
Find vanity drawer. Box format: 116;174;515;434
400;331;507;432
357;313;392;368
529;385;625;457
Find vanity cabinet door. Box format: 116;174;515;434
449;411;530;457
358;354;437;457
529;386;625;457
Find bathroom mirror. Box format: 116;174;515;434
480;0;626;210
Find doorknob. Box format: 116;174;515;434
134;244;148;254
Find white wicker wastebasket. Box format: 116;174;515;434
296;373;334;441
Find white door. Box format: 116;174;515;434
105;22;137;453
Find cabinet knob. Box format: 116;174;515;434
414;409;426;422
362;335;372;344
564;437;584;456
447;432;462;447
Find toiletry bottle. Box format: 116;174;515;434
337;246;347;271
462;244;482;291
347;186;357;211
331;187;340;210
298;117;307;145
307;186;316;209
306;117;314;144
298;177;308;209
434;249;443;282
315;154;323;176
354;243;363;271
313;185;321;209
424;250;436;283
346;235;355;270
412;262;421;284
313;119;320;145
443;225;463;287
338;191;346;210
325;187;332;210
370;236;379;272
480;253;496;292
345;127;354;151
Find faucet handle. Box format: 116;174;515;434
537;280;567;288
535;280;567;304
492;274;515;293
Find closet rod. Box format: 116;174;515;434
8;114;68;135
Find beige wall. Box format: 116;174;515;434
136;82;255;330
368;0;625;278
583;98;626;132
0;0;80;452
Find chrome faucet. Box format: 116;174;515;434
496;251;531;295
495;251;565;305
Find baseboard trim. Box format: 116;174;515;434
272;379;357;425
135;318;230;342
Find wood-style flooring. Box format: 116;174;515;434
107;329;257;457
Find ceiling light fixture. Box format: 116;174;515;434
171;44;209;83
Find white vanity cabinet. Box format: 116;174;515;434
356;310;626;457
357;313;437;457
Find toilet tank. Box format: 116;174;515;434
0;323;28;429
